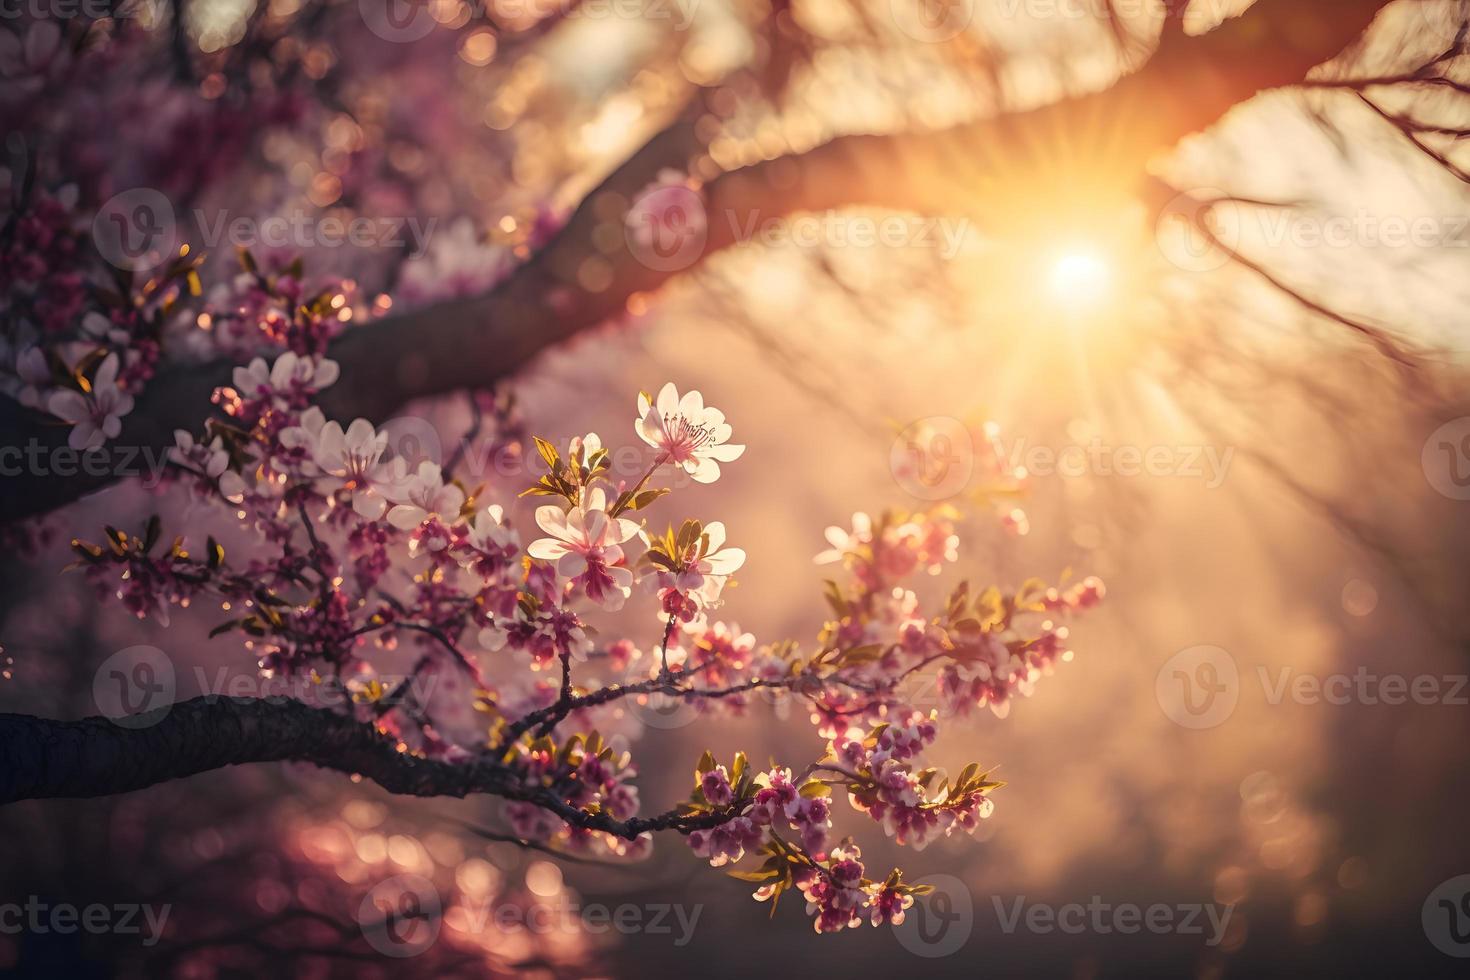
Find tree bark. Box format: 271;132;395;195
0;695;495;802
0;695;745;839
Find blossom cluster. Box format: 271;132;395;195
0;9;566;460
69;358;753;850
65;336;1101;933
659;501;1102;929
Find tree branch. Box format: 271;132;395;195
0;0;1393;525
0;695;747;839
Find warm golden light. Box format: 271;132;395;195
1047;249;1113;311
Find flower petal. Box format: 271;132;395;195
702;521;726;553
690;456;720;483
353;492;387;520
47;390;90;424
655;382;679;416
534;505;570;539
707;442;745;462
677;388;704;419
527;538;570;560
703;548;745;575
387;504;426;530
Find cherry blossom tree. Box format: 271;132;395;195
1;0;1466;971
3;354;1106;933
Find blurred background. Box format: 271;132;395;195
3;0;1470;975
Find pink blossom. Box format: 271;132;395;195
309;418;403;519
48;354;133;450
634;383;744;484
700;765;733;806
528;487;640;611
385;461;465;552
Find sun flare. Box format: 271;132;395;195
1047;249;1114;311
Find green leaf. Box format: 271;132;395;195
533;436;560;470
822;580;848;617
633;488;669;510
952;618;982;637
975;587;1005;629
1015;576;1049;611
730;751;748;790
838;644;884;666
727;868;781;883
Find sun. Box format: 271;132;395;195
1046;249;1114;311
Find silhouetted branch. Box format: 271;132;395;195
0;695;752;838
